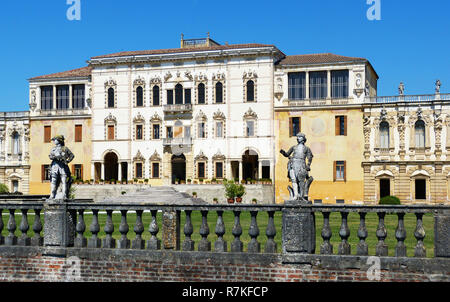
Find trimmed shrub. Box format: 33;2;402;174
379;196;401;205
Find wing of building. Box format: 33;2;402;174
19;35;450;204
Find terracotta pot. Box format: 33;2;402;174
235;197;242;203
227;198;235;204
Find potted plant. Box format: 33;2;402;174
224;181;236;204
213;197;219;204
252;198;258;204
192;192;197;198
211;178;217;184
241;179;246;185
234;178;239;184
100;179;104;185
144;178;149;184
133;178;138;184
187;179;192;184
235;184;245;203
199;178;204;184
180;179;186;184
175;178;179;185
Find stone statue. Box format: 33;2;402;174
49;135;75;199
398;82;405;96
280;133;314;203
436;80;441;94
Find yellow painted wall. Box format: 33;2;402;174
275;109;364;204
29;118;92;195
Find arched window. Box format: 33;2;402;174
215;82;223;103
152;85;160;106
198;83;205;104
175;84;183;104
12;132;20;155
415;120;426;148
246;80;255;102
107;88;115;108
379;121;389;149
136;86;143;107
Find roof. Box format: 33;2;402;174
29;66;92;81
90;43;282;59
277;53;367;65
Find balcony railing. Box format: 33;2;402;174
365;93;450;104
162;137;193;146
163;104;192;113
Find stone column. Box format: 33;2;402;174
282;202;315;254
162;210;180;250
305;71;310;100
43;199;76;247
101;162;105;180
239;161;243;182
327;70;332;99
69;85;73;109
118;162;122;181
258;161;262;180
434;209;450;257
53;86;57;110
91;163;95;181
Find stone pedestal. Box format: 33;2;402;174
162;210;180;250
282;200;315;254
434;210;450;258
43;199;75;247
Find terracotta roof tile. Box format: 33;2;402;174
29;66;92;80
91;43;280;59
277;53;367;65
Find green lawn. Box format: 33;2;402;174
1;210;435;257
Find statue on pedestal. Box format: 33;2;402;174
280;133;314;203
398;82;405;96
436;79;441;94
49;135;75;199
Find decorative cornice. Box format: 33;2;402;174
150;150;161;162
104;113;117;124
243;107;258;119
194;151;208;161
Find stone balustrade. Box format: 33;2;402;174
0;198;448;259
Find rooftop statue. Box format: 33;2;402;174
436;79;441;94
49;135;75;199
280;133;314;203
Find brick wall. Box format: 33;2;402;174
0;247;448;282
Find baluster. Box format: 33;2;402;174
31;209;43;246
5;209;17;246
182;210;195;251
375;212;388;256
214;210;227;252
147;210;161;250
356;212;368;256
118;210;130;249
18;209;30;246
132;210;145;249
231;211;243;252
338;212;350;255
320;211;333;254
198;210;211;251
248;211;260;253
103;210;115;248
414;213;426;258
75;210;87;248
0;209;4;245
87;209;101;248
395;213;407;257
264;211;277;253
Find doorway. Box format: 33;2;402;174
380;179;390;198
415;179;426;200
104;152;118;181
242;149;259;180
171;154;186;184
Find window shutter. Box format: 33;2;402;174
289;118;293;137
80;164;84;181
298;117;302;133
75;125;82;142
71;165;75;177
333;161;336;182
335;117;340;136
108;125;114;140
41;165;45;181
44;126;51;143
344;161;347;182
343;116;348;136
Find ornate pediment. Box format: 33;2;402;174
212;72;225;82
212;150;225;161
243;70;258;80
213;109;225;120
194;73;208;82
150;112;162;123
196;110;207;121
150;76;161;85
133;112;145;124
133;76;146;87
243;108;257;120
149;150;161;162
104;113;117;124
104;78;117;88
194;151;208;161
7;121;23;136
133;150;145;162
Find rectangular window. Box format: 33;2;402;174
184;126;191;139
135;163;143;179
136;125;143;140
288;72;306;100
215;162;223;179
335;116;347;136
12;180;19;193
75;125;82;142
289;117;301;137
56;85;70;109
216;121;223;138
73;164;83;180
331;70;349;99
246;120;255;137
336;199;345;204
152;162;160;178
153;124;160;139
334;161;346;181
167;90;174;105
184;89;191;104
309;71;328;100
314;199;323;204
166;126;173;139
42;165;51;181
198;162;205;179
107;125;115;140
44;126;51;143
72;84;85;109
198;122;206;138
41;86;53;110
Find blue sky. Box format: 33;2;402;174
0;0;449;111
